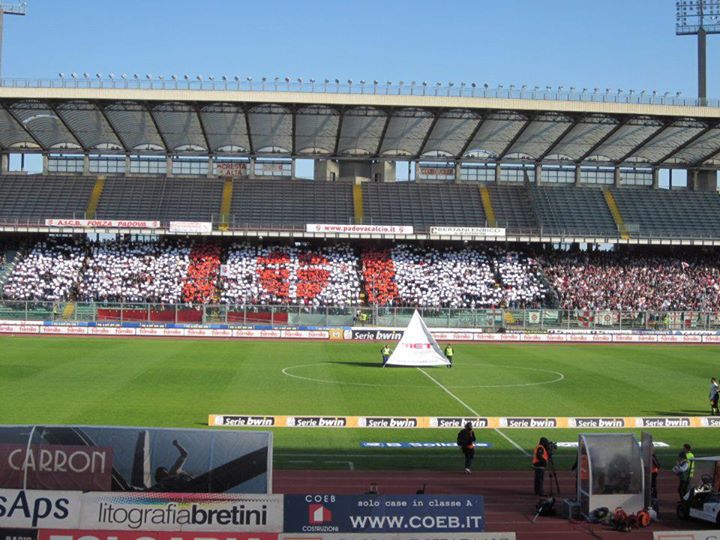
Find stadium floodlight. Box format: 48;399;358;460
146;74;152;80
183;74;189;80
96;73;101;79
109;73;115;80
298;77;303;83
676;0;720;102
58;72;64;78
221;75;227;81
71;72;77;79
348;79;352;85
132;74;139;80
171;75;177;80
208;75;215;81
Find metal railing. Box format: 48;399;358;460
1;300;718;332
0;77;715;108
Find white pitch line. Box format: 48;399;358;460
417;368;530;457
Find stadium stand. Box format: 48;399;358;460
611;187;720;238
539;249;720;310
362;183;487;229
77;241;190;303
228;179;354;228
0;175;94;222
486;184;538;232
220;243;361;306
3;240;85;301
530;186;618;236
95;177;224;222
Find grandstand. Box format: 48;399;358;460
0;81;719;330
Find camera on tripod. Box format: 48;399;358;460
544;439;558;455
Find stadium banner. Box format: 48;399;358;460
417;166;454;178
0;489;83;528
306;224;414;235
0;529;37;540
281;534;513;540
40;531;278;540
168;222;213;234
0;426;271;494
283;494;485;533
653;532;720;540
209;414;720;429
0;444;113;491
78;492;283;532
430;332;475;341
427;417;491;429
44;220;161;229
214;161;249;177
428;227;506;237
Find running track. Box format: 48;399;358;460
274;469;716;539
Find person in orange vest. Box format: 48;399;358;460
456;421;476;474
532;437;553;496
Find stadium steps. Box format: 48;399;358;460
85;176;106;219
602;188;629;239
353;182;364;224
0;250;19;289
218;177;234;231
61;302;76;320
479;185;496;227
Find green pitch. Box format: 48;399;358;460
1;336;717;471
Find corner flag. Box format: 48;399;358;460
385;310;450;367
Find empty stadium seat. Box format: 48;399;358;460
0;175;94;222
531;186;618;237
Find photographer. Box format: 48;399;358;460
532;437;556;496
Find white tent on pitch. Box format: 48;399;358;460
385;310;450;367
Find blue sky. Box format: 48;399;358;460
6;0;715;96
3;0;718;184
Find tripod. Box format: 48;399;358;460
547;458;561;496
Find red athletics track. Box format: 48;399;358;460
275;469;715;539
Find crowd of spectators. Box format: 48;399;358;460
5;238;720;312
539;250;720;311
374;244;548;308
3;240;85;301
77;241;190;303
182;244;221;304
219;243;361;307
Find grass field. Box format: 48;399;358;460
1;336;718;471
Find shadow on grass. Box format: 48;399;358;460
647;410;712;416
329;361;384;368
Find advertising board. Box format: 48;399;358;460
283;495;484;533
0;426;270;494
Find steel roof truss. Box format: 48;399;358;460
415;110;441;159
95;101;130;153
576;116;626;163
615;120;670;164
536;114;581;161
3;102;47;152
143;102;170;154
654;121;719;165
457;114;486;158
497;113;534;160
691;142;720;167
242;104;254;155
193;102;212;155
333;106;344;156
47;101;87;152
374;109;392;157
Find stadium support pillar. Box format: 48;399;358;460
454;162;462;182
574;165;581;186
371;161;396;182
83;155;90;176
314;159;340;182
495;163;501;183
535;163;542;185
166;156;173;176
207;156;213;178
614;166;622;187
691;169;718;191
42;154;49;174
652;168;659;188
0;154;8;174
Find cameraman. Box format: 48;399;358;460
532;437;554;496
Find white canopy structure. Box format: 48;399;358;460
385;310;450;367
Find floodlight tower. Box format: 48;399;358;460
676;0;720;105
0;1;26;80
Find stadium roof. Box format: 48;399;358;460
1;80;720;169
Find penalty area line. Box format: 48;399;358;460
417;368;530;457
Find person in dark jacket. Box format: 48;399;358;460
532;437;553;496
456;421;476;473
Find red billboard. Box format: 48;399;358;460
39;531;278;540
